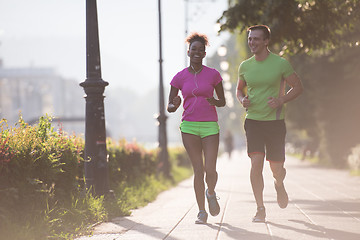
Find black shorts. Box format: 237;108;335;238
244;118;286;162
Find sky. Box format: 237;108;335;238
0;0;230;95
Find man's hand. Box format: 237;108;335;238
267;96;284;109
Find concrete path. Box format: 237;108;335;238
76;150;360;240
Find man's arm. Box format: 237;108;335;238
236;78;250;108
268;72;303;109
281;72;303;104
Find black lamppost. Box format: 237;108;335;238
157;0;170;177
80;0;110;196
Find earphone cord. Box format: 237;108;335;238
184;68;199;116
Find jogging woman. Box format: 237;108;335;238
167;32;226;224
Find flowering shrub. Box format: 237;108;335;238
107;138;158;185
168;146;192;168
0;115;190;239
0;116;85;239
0;116;84;201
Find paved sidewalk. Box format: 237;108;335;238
77;150;360;240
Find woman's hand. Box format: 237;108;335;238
168;96;181;112
167;86;180;113
209;82;226;107
173;96;181;107
206;97;217;106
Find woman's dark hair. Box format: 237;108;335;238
185;32;209;49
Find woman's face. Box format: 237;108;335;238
188;41;206;64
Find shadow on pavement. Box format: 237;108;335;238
291;198;360;216
206;222;288;240
107;217;183;240
268;220;360;240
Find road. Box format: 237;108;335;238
76;150;360;240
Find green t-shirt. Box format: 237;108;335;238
239;52;294;121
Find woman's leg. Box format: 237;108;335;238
201;134;219;195
181;132;205;211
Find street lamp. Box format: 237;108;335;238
157;0;170;177
80;0;110;196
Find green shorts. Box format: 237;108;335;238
180;121;219;138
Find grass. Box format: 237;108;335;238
110;165;192;217
74;165;193;239
0;116;193;240
0;166;192;240
350;170;360;176
290;152;360;177
290;152;320;164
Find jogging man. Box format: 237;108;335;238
236;25;303;222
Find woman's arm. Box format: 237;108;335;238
167;86;181;113
207;82;226;107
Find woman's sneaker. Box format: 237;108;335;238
252;206;266;223
206;189;220;216
195;210;208;224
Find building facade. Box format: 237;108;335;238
0;63;84;135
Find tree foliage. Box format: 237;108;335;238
218;0;360;167
219;0;360;54
286;47;360;167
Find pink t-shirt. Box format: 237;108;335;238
170;66;222;122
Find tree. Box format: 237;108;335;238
218;0;360;167
219;0;360;54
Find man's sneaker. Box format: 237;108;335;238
274;181;288;209
206;189;220;216
195;210;208;224
252;206;266;223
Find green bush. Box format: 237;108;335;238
0;115;190;240
107;139;158;184
168;146;192;168
0;116;84;239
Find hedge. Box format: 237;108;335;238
0;116;190;240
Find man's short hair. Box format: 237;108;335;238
247;25;271;40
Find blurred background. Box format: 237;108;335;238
0;0;238;147
1;0;360;168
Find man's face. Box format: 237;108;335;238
248;29;269;54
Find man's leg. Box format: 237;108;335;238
244;119;267;221
250;153;265;208
269;161;288;208
266;119;288;208
269;161;286;184
250;153;266;222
